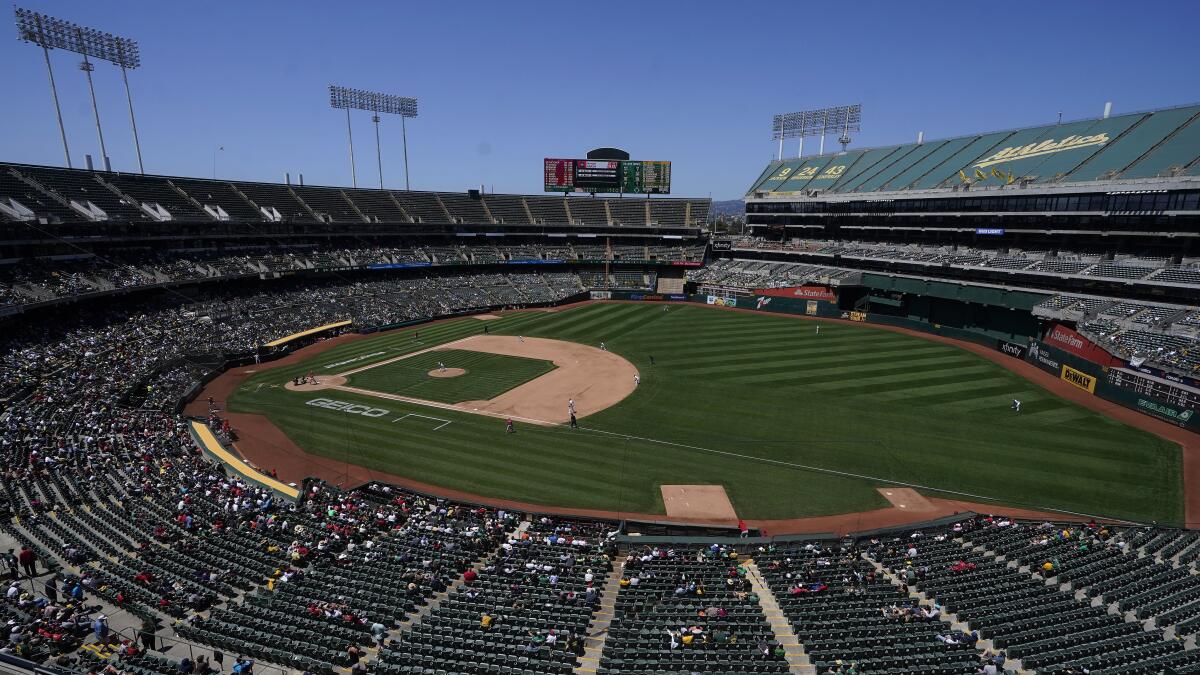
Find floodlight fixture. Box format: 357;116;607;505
330;85;418;190
14;7;146;172
771;104;862;159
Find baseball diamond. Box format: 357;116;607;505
222;303;1183;524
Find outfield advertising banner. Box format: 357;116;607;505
1137;398;1195;426
628;293;686;301
1096;379;1200;432
753;286;837;302
1026;340;1065;376
1060;364;1097;394
711;240;733;251
1045;323;1122;367
997;340;1026;359
706;295;738;307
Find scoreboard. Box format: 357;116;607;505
544;158;671;194
1106;368;1198;411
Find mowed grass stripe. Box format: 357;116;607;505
540;303;643;335
716;348;964;384
805;365;1000;395
677;345;960;378
725;354;982;389
664;335;929;368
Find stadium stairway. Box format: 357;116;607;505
862;554;1027;674
744;560;816;674
573;558;623;675
387;520;529;640
1;517;159;650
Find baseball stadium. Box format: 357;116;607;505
2;4;1200;675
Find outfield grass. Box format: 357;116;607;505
228;304;1183;523
345;349;555;403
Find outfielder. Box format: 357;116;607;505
1011;399;1021;413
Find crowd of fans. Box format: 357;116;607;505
0;243;702;307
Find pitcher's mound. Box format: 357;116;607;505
877;487;936;513
429;367;467;378
284;375;347;391
661;485;738;521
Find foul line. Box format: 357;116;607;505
329;383;1142;525
338;335;474;377
332;384;559;426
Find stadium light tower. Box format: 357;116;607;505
771;104;862;159
15;7;145;173
330;85;418;190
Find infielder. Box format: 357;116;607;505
567;398;576;415
634;374;640;386
438;361;446;373
600;342;606;351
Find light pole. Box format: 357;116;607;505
77;41;108;169
373;114;383;189
330;85;418;190
344;106;357;188
772;104;861;160
15;7;145;172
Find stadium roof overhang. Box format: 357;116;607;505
746;175;1200;204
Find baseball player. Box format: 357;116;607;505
438;361;446;373
569;412;578;429
634;374;640;386
816;325;820;335
649;355;655;366
568;399;576;415
505;418;515;434
600;342;606;351
1011;399;1021;413
518;335;524;343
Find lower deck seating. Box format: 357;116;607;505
598;546;789;674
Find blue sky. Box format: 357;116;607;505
2;1;1196;199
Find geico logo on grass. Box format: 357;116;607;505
305;398;389;417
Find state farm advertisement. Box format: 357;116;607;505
1045;323;1122;367
753;286;836;302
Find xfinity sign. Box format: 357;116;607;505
306;398;390;418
